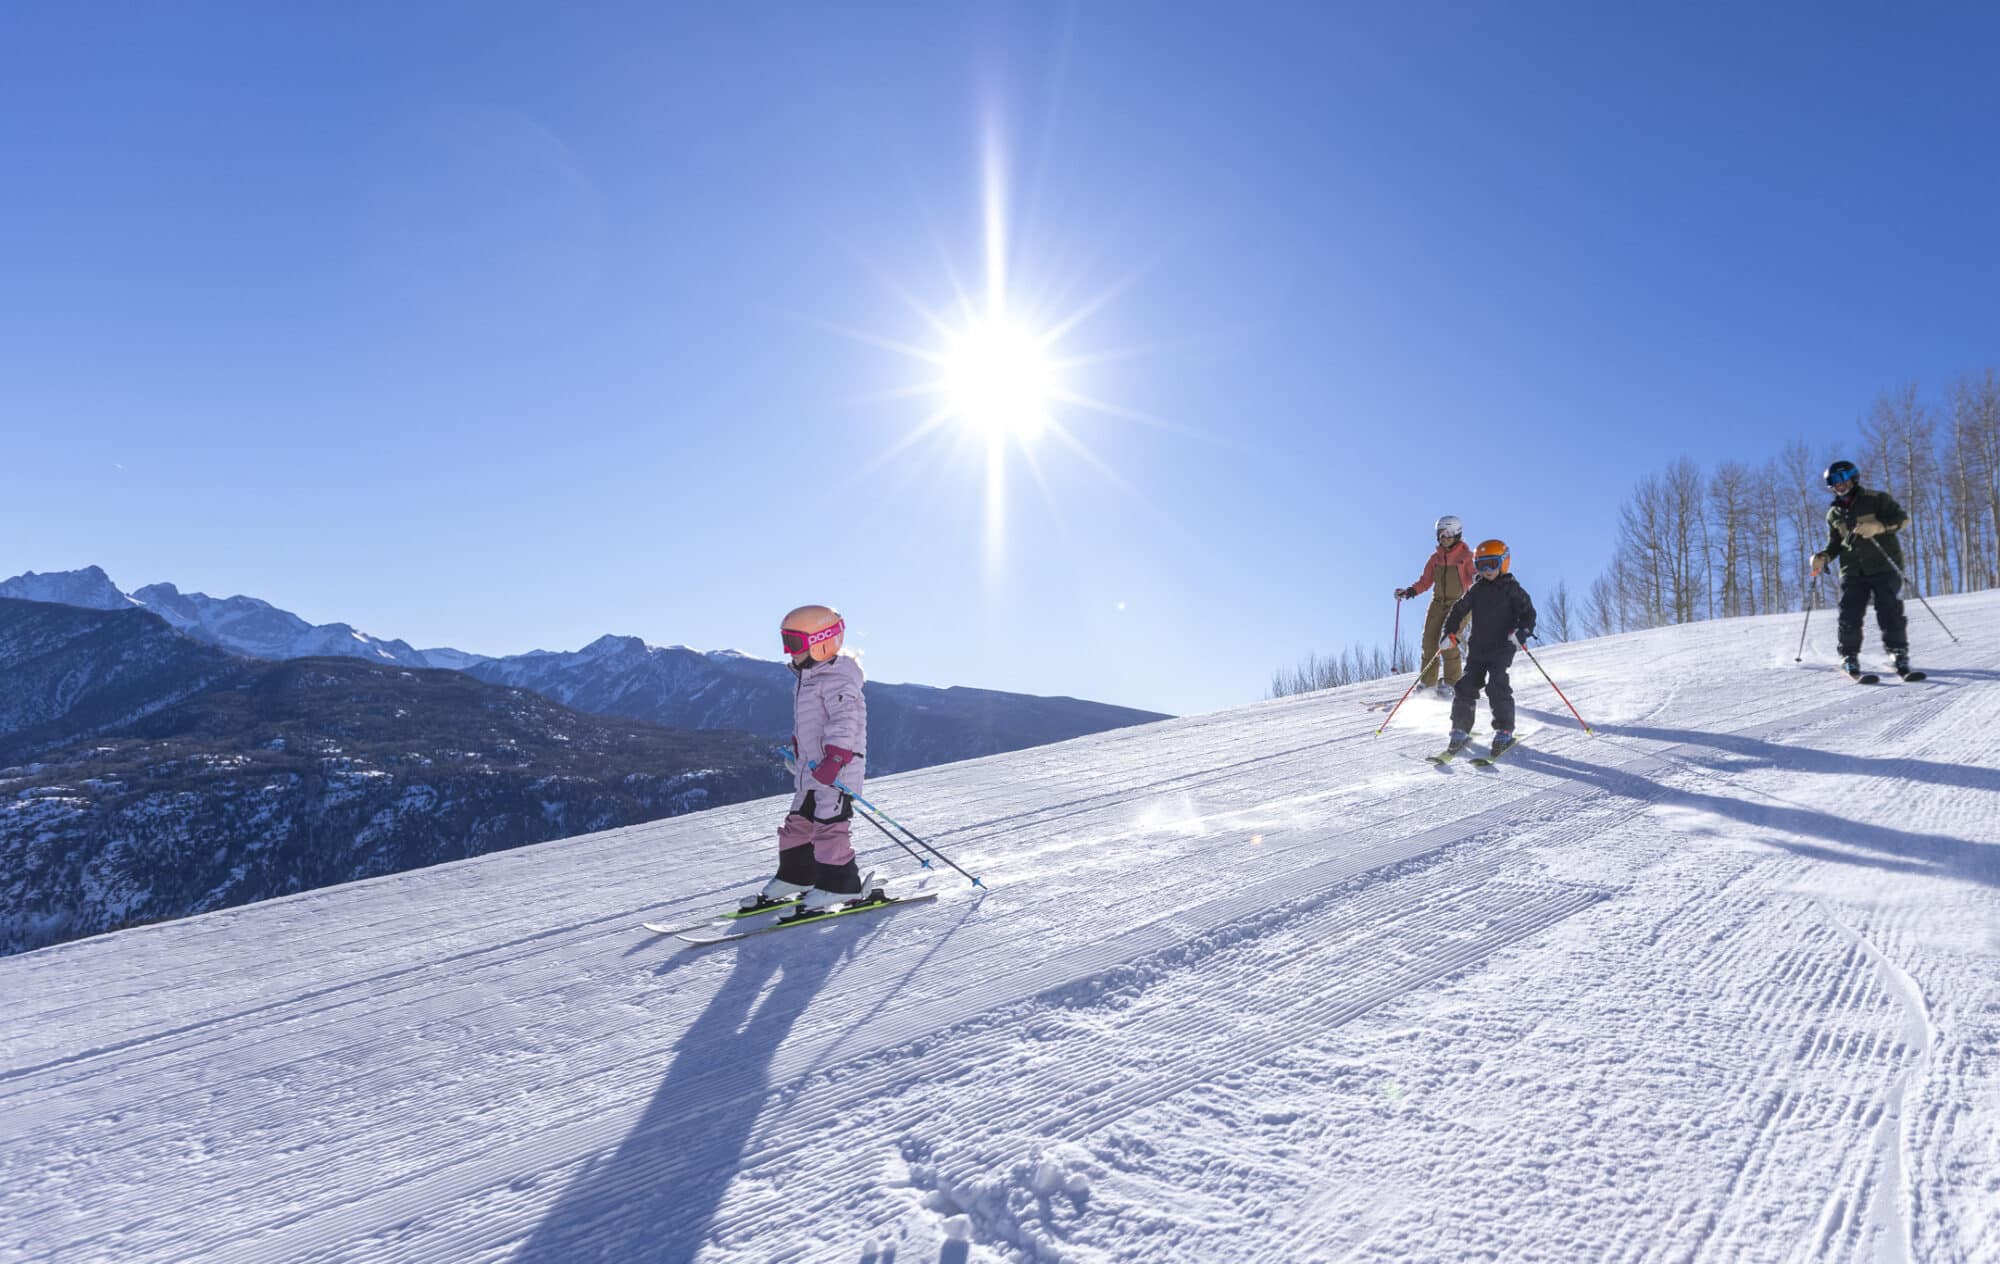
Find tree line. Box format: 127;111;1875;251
1271;371;1997;698
1584;372;1999;636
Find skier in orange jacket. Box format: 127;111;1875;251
1395;515;1478;697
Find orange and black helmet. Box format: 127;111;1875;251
1473;539;1511;576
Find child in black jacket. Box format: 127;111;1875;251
1441;539;1537;755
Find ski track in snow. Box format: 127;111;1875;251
4;595;1999;1263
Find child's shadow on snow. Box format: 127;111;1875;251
515;936;850;1263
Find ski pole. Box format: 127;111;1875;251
808;760;986;887
1392;595;1404;674
1858;534;1960;643
851;798;934;870
1793;574;1819;662
1375;640;1449;736
1515;638;1593;735
837;780;984;887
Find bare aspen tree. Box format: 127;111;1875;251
1861;383;1939;590
1950;370;2000;590
1781;439;1826;593
1616;479;1667;628
1546;578;1574;641
1657;458;1710;623
1751;458;1789;613
1585;572;1619;637
1708;461;1753;617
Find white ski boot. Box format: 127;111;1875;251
802;868;879;913
741;877;810;911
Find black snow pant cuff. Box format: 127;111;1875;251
813;858;861;895
775;842;816;885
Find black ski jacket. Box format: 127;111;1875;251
1823;484;1908;578
1443;574;1536;658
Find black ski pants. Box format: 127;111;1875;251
1451;645;1516;735
1837;570;1908;657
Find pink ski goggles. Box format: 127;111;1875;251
781;619;844;657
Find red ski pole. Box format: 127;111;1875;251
1516;638;1592;735
1375;640;1448;736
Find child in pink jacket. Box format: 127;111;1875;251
748;604;871;912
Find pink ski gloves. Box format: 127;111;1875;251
813;745;856;786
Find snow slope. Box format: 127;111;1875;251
4;595;1997;1263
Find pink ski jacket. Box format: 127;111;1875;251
791;653;867;808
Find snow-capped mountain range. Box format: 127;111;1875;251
0;567;1168;774
0;569;1165;954
0;596;789;955
0;566;477;668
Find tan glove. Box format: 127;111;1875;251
1853;514;1886;539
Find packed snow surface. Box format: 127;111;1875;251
5;595;1998;1263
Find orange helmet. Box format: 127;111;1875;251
1473;539;1511;576
780;604;845;664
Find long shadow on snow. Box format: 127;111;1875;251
1572;717;2000;798
1516;746;2000;889
516;936;846;1264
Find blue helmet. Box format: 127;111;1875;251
1824;459;1860;489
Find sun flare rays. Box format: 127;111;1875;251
828;126;1165;568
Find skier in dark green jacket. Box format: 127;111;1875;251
1809;459;1916;678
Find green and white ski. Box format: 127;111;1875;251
1471;736;1523;767
676;890;939;946
642;896;800;936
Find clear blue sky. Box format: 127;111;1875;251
4;3;1996;715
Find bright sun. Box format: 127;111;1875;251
941;316;1057;441
830;124;1161;569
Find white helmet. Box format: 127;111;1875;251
1434;515;1463;541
